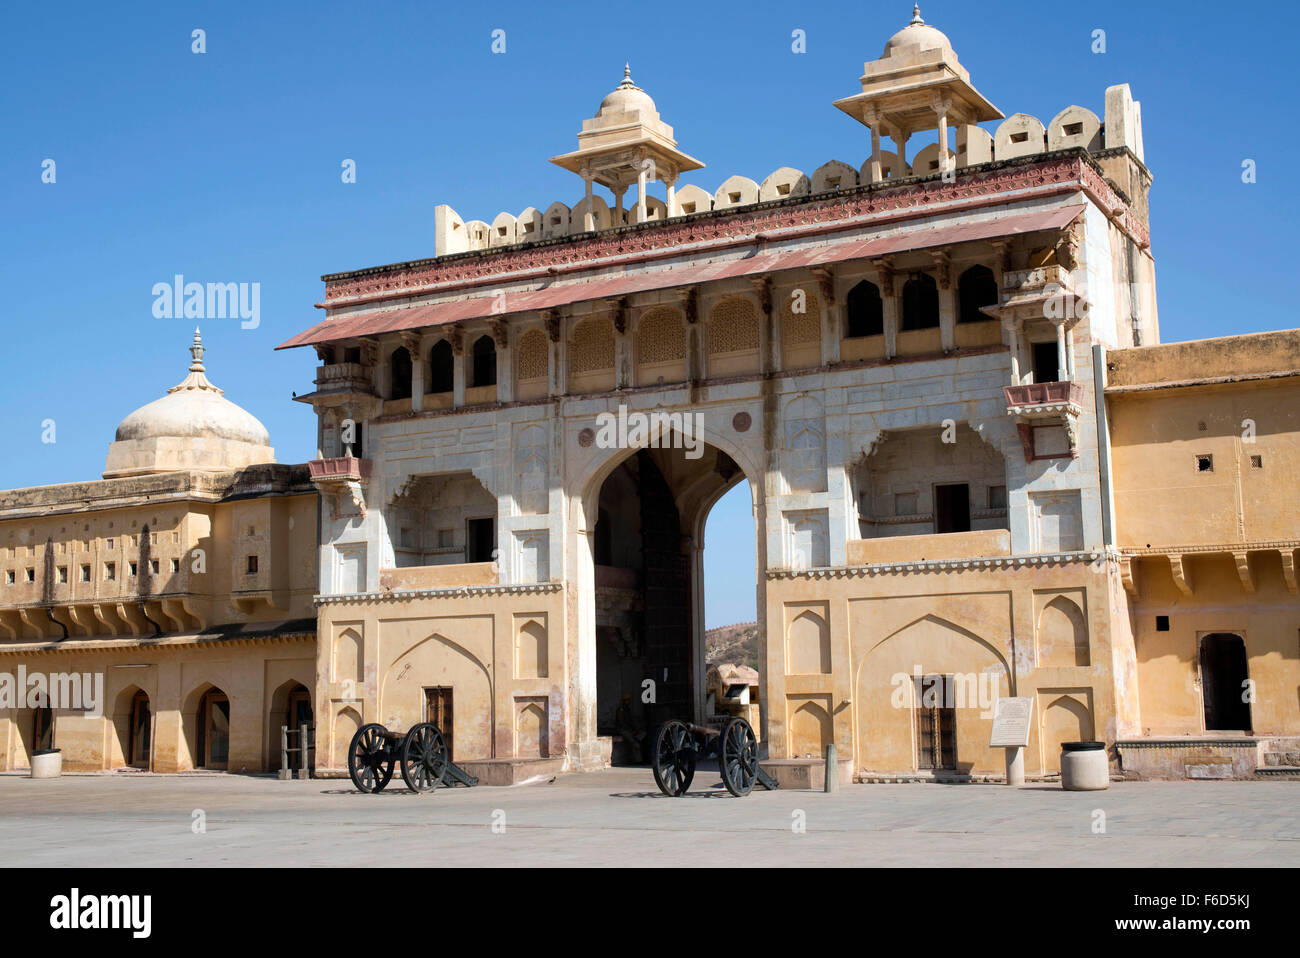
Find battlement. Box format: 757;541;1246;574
436;83;1145;257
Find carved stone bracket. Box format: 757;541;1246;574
1119;555;1139;598
489;319;509;349
610;297;629;334
543;310;562;343
812;266;836;305
930;249;952;290
749;275;772;315
678;285;699;324
876;257;896;297
1231;551;1255;594
447;323;464;355
1280;550;1298;594
1168;554;1193;596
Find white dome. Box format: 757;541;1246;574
104;329;275;478
115;388;270;446
596;64;657;117
883;6;952;56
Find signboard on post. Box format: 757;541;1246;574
989;696;1034;748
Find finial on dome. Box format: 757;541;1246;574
620;63;635;89
190;327;205;372
168;328;220;395
910;4;924;25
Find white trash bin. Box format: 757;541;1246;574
1060;741;1108;790
30;748;62;779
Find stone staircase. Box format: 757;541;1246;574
1255;737;1300;779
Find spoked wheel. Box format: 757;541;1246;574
719;717;759;797
652;720;697;797
400;722;449;793
348;723;395;793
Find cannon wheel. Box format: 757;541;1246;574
652;720;697;797
719;717;759;797
348;723;395;793
399;722;449;793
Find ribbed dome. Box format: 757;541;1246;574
883;5;952;56
596;64;657;116
114;330;270;445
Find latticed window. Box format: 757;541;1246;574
569;318;615;373
707;297;760;354
636;307;686;364
781;289;821;344
515;328;548;382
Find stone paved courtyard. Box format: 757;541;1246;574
0;768;1295;867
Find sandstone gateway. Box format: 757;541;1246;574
3;9;1298;782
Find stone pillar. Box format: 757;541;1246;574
613;187;626;226
1055;319;1068;382
751;276;774;375
611;299;631;389
878;260;898;358
450;324;466;407
404;333;423;411
814;267;840;366
635;154;648;225
892;130;910;175
933;251;955;352
581;170;595;231
1003;317;1024;385
932;95;952;173
491;320;511;402
864;109;883;183
545;311;564;397
1064;322;1077;380
663;170;678;218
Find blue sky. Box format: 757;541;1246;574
3;0;1295;628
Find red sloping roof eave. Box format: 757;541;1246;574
276;204;1084;350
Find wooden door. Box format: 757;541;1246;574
425;687;454;761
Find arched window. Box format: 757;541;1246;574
845;280;883;338
471;335;497;388
389;347;412;400
958;265;998;324
427;339;453;393
901;273;940;331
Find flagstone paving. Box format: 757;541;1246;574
0;768;1294;867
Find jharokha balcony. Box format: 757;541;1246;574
1003;381;1084;462
1003;380;1083;413
308;456;373;482
308;457;373;519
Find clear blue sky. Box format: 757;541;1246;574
3;1;1295;628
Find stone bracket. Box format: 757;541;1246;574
1168;554;1193;596
1231;552;1255;594
1280;549;1298;595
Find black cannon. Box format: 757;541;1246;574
651;716;778;797
347;722;478;794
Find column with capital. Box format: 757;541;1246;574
932;94;952;173
864;108;884;184
892;130;910;176
635;150;649;224
581;168;595;231
662;168;678;218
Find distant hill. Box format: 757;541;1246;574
705;621;760;670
